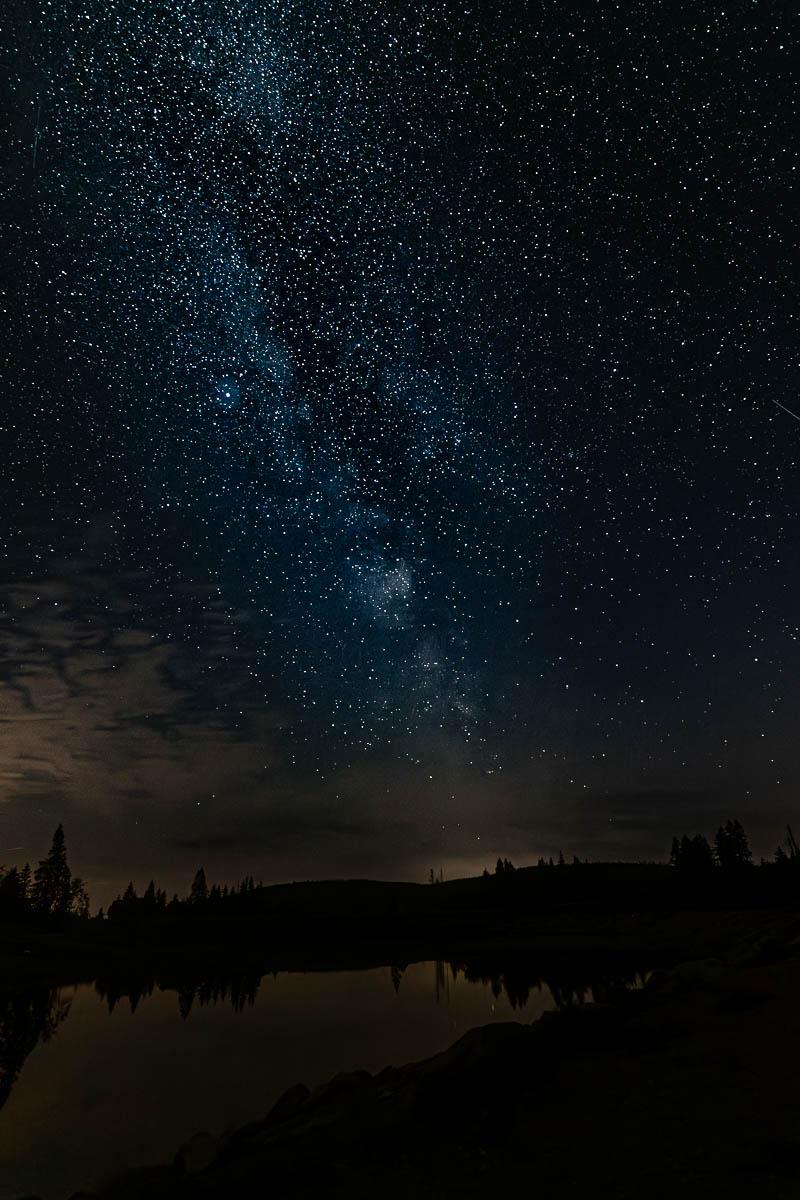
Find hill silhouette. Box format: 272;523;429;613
2;819;799;986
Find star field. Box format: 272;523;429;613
1;1;798;891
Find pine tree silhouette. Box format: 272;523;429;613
33;826;73;915
714;820;752;869
191;868;208;904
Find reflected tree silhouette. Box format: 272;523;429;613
0;958;646;1111
95;971;156;1014
0;986;71;1112
94;969;261;1019
452;958;646;1011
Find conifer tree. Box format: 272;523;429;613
714;819;752;869
69;877;90;919
0;867;28;915
190;867;208;903
32;825;73;915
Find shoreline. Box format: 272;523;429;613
3;904;798;989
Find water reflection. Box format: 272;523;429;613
0;956;647;1198
95;969;263;1018
84;956;646;1024
0;987;71;1111
445;958;649;1010
0;956;649;1113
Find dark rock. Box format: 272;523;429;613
175;1130;220;1174
396;1022;537;1119
646;958;723;992
418;1022;532;1086
715;988;768;1013
728;933;792;966
268;1082;311;1123
92;1165;176;1200
308;1070;374;1112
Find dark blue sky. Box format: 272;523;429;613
2;0;797;901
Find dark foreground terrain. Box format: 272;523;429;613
44;916;800;1200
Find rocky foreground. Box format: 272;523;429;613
48;920;800;1200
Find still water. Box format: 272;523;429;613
0;960;641;1198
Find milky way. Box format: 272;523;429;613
2;1;798;888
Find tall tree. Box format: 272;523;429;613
69;878;90;919
0;868;30;916
714;819;752;869
32;826;73;916
190;867;208;904
674;833;714;877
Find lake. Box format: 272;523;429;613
0;959;644;1198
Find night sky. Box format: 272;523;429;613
2;1;797;903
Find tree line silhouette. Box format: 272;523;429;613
488;819;800;882
0;825;88;921
667;819;800;876
104;869;261;924
2;816;799;934
489;851;585;875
